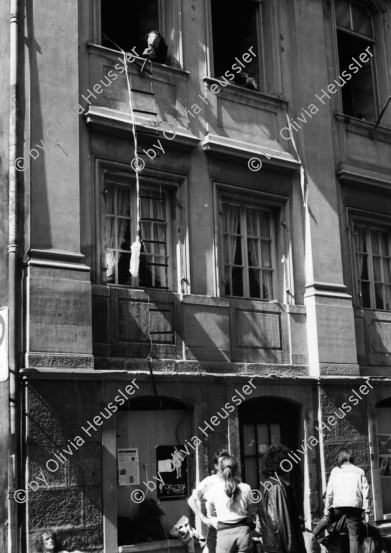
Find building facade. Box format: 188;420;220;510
1;0;391;552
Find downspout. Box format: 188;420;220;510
8;0;20;551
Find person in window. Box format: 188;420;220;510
312;447;369;553
142;30;168;64
233;71;258;91
187;448;230;553
257;444;306;553
203;455;254;553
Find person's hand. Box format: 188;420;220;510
201;515;213;527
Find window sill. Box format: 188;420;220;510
119;539;186;552
87;43;190;80
334;111;391;143
203;76;287;109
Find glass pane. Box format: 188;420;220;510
262;271;273;299
257;425;269;454
246;209;258;237
118;220;130;250
375;283;384;310
243;425;256;456
385;285;391;311
244;457;258;491
249;269;261;298
117;186;131;216
233;239;242;265
373;256;382;282
384;260;391;284
223;204;240;234
270;424;281;445
117;252;132;285
259;211;270;238
351;3;372;38
261;240;272;268
105;188;115;214
371;230;380;254
248;239;259;267
106;250;116;284
232;267;244;296
335;0;351;29
355;226;366;253
358;254;368;280
379;231;390;256
361;280;371;308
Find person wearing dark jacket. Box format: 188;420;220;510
257;445;306;553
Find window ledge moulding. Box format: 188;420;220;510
84;106;200;151
203;77;288;109
25;248;91;273
335;112;391;144
201;133;300;174
88;44;191;82
337;163;391;194
304;281;352;301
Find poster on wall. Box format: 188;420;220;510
118;447;140;486
156;445;188;500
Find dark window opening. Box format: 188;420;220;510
101;0;159;55
211;0;260;90
335;0;376;121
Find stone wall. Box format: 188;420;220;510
26;380;103;553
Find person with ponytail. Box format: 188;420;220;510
203;455;254;553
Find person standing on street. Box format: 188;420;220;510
312;447;370;553
187;448;229;553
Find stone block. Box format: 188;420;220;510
83;487;102;527
68;444;102;487
29;489;83;528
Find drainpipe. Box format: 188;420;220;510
8;0;20;551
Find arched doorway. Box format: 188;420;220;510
376;397;391;518
239;396;302;509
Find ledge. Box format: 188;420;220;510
201;133;300;174
334;112;391;143
84;106;200;151
87;43;191;82
337;163;391;193
304;281;352;301
203;77;288;108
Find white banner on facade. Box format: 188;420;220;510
0;307;8;382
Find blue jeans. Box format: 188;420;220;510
313;507;362;553
206;526;217;553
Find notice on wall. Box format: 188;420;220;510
156;445;188;500
118;448;140;486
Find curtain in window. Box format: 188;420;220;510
105;186;130;283
246;209;260;286
223;204;240;287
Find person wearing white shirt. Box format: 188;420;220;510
204;455;254;553
313;448;370;553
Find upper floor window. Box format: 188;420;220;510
353;222;391;310
99;0;182;67
220;198;277;300
335;0;377;121
210;0;262;91
104;175;171;289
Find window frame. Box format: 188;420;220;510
204;0;282;96
348;209;391;311
214;184;294;303
93;0;183;68
96;160;189;294
332;0;382;121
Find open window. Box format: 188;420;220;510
210;0;263;91
99;0;182;67
335;0;377;121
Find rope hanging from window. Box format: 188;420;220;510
122;50;143;277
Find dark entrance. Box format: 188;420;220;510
239;396;302;510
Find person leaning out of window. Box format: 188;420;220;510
312;447;370;553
